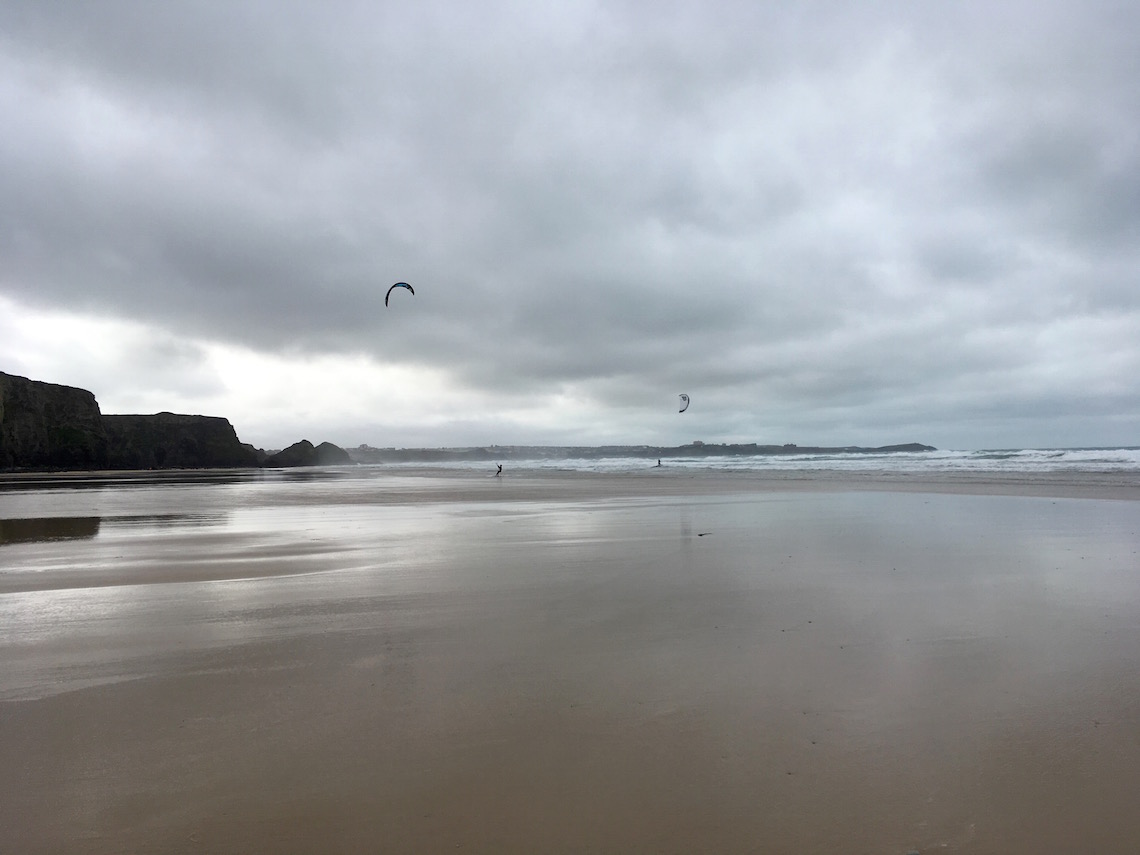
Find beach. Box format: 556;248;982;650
2;467;1139;853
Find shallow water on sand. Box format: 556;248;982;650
2;470;1139;853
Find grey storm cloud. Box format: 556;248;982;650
2;0;1139;447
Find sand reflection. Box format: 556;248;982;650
0;516;100;544
1;473;1138;853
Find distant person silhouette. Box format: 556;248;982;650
496;464;502;476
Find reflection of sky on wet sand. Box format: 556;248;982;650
2;477;1139;719
2;473;1140;851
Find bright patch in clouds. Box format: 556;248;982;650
0;295;616;449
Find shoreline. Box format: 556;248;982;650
3;464;1139;502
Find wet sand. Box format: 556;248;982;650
2;469;1139;853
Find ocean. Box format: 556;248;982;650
369;446;1140;476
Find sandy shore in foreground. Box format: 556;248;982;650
2;471;1139;853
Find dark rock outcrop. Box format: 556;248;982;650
263;440;352;467
0;372;108;469
102;413;260;469
314;442;352;465
243;443;269;465
263;439;317;467
2;372;265;471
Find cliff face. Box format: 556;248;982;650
1;371;260;470
102;413;261;469
0;372;108;469
263;440;352;467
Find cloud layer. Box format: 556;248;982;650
2;1;1138;448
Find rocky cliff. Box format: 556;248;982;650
102;413;261;469
0;372;108;469
263;439;352;467
1;371;260;471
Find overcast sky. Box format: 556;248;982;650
2;0;1138;450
